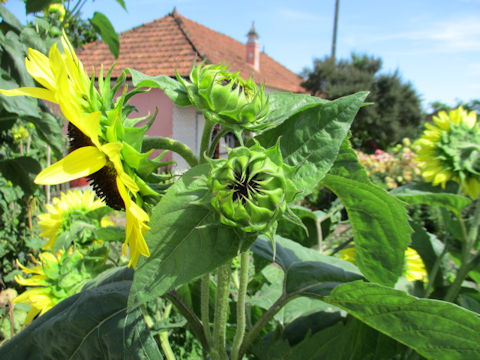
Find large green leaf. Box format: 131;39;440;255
392;184;471;216
262;92;328;128
252;236;362;301
26;108;64;156
0;279;161;360
0;4;23;32
252;314;406;360
329;136;369;183
126;68;191;106
89;12;120;59
326;280;480;360
128;164;251;310
0;156;41;195
321;175;412;286
255;92;368;200
252;235;361;276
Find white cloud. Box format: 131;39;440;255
274;8;323;22
346;16;480;55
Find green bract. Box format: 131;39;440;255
177;63;269;131
208;143;294;234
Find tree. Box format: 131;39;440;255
302;54;424;151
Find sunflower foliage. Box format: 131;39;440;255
1;29;480;360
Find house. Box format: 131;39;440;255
78;9;304;170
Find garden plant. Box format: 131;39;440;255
1;3;480;360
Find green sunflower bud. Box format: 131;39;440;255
177;63;269;131
208;143;294;234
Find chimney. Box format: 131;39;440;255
246;22;260;71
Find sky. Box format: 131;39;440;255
4;0;480;111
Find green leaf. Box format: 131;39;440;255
114;0;127;11
409;222;446;287
252;235;361;276
89;12;120;59
94;226;126;243
277;205;323;248
255;92;368;200
25;0;53;14
26;109;64;156
0;280;162;359
252;236;362;300
0;4;23;32
329;136;369;183
392;184;471;216
326;280;480;360
263;92;328;127
321;175;412;286
253;315;405;360
126;68;191;106
128;163;251;310
0;156;41;195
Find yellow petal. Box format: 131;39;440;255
35;146;106;185
0;87;57;103
25;48;56;91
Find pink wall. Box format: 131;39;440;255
128;88;173;138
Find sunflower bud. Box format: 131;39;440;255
208;143;293;234
178;63;268;131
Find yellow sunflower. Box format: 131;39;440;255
0;32;162;267
14;248;106;324
416;107;480;199
37;189;105;249
339;246;428;282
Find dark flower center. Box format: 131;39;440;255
67;123;124;210
229;167;260;205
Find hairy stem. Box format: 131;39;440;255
444;200;480;302
238;294;293;360
208;128;229;158
200;117;215;163
212;261;232;360
163;290;209;351
201;273;212;346
142;136;198;168
159;303;176;360
231;252;250;360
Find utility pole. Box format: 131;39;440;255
331;0;340;61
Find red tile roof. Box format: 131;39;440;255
78;10;304;93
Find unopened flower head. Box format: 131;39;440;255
0;32;169;267
177;63;268;131
416;107;480;199
208;143;294;235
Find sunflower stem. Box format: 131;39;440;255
231;251;250;360
238;293;293;360
444;199;480;302
158;303;176;360
142;136;198;168
208;128;229;158
212;261;232;360
200;117;215;163
201;273;212;347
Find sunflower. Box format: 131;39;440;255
339;246;428;282
14;249;103;324
416;107;480;199
0;32;165;267
37;189;105;249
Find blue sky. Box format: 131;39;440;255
4;0;480;111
